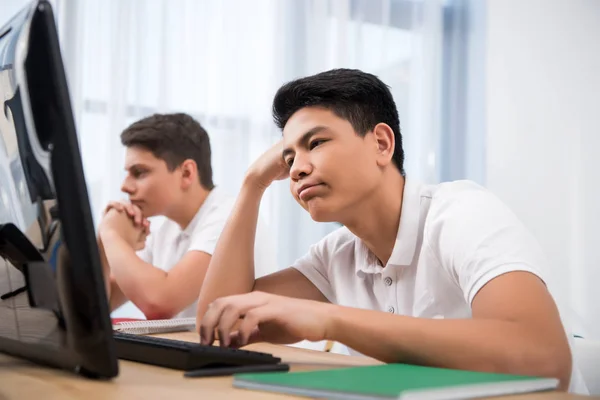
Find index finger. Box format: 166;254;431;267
104;201;124;215
199;292;269;345
130;205;143;226
199;301;227;345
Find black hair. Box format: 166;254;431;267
121;113;214;189
272;68;404;174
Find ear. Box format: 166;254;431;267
372;123;395;167
179;159;198;190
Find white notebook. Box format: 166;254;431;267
112;317;196;335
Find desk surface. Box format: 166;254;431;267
0;332;589;400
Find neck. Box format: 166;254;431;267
167;186;212;230
342;172;405;266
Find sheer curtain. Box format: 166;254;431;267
50;0;450;271
1;0;461;319
1;0;488;348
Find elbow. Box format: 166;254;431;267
540;347;572;391
507;341;572;391
138;297;178;320
143;308;176;321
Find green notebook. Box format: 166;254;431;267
233;363;559;400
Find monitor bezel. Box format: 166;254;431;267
0;0;118;379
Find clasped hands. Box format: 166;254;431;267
98;201;150;251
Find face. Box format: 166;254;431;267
121;147;183;217
282;107;386;223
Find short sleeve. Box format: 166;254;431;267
291;239;336;303
187;213;229;256
426;183;547;305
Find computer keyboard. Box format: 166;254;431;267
113;332;281;371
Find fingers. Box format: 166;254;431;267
104;201;124;215
237;307;272;346
199;301;227;345
119;202;142;225
142;219;151;234
104;201;146;227
128;204;143;226
199;292;269;346
228;327;261;349
217;305;244;348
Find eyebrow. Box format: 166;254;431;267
282;126;328;160
125;163;149;171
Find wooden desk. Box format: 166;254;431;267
0;332;589;400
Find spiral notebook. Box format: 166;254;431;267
111;317;196;335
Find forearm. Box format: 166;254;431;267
97;236;129;311
197;179;264;318
327;306;571;390
97;237;112;298
100;231;170;318
108;278;128;311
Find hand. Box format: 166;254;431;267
103;200;149;231
99;208;149;251
199;291;333;348
244;140;290;191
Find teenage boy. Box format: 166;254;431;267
196;69;586;392
98;113;271;319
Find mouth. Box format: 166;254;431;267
297;183;325;201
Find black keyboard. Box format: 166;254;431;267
113;332;281;371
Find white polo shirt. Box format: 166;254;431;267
136;186;274;319
292;178;586;394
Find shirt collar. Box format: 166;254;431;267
388;177;422;267
180;187;218;238
355;177;423;277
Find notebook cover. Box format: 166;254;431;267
233;363;558;400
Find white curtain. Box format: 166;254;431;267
2;0;452;322
3;0;599;345
44;0;447;271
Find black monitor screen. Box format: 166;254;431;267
0;0;117;378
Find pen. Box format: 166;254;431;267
184;363;290;378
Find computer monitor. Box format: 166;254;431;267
0;0;118;378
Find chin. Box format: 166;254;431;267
138;206;157;218
306;205;338;223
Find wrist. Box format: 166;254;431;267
241;174;270;196
322;303;342;342
99;228;127;246
243;171;272;193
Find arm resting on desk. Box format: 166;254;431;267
328;271;572;391
200;272;571;391
100;231;212;320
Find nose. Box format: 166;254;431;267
121;176;135;195
289;152;313;181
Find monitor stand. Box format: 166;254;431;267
0;223;60;312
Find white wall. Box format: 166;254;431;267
486;0;600;337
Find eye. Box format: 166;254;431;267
309;139;326;150
131;169;147;178
285;157;294;167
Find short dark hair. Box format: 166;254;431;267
120;113;214;189
272;68;404;175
